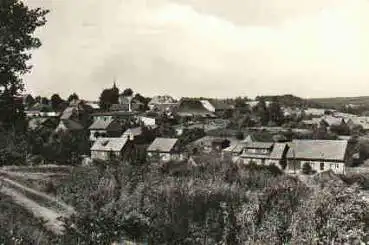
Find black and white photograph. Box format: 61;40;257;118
1;0;369;244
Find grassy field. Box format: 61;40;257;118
0;194;55;244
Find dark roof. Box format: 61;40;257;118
177;99;214;116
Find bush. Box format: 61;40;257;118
302;162;312;175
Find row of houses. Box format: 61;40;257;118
223;139;348;175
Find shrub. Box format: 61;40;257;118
302;162;312;175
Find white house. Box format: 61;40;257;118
147;138;182;162
90;137;130;161
88;118;122;142
237;142;289;169
286;140;348;175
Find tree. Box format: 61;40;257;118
0;1;48;128
50;93;63;110
254;99;269;126
67;93;79;102
122;88;133;97
99;86;119;111
302;162;312;175
268;101;284;126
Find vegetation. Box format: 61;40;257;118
0;0;49;128
7;158;356;245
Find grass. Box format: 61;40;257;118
0;194;56;244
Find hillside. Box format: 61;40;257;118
309;96;369;109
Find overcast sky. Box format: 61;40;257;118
23;0;369;100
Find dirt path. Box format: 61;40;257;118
0;185;66;235
1;177;75;216
0;170;69;180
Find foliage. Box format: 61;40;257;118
0;0;48;127
99;86;119;110
122;88;134;97
50;93;64;111
67;93;79;102
302;162;312;175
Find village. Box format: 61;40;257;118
17;83;369;177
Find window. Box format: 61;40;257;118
320;162;324;171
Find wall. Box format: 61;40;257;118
239;157;282;169
147;152;183;163
89;130;107;141
91;150;121;161
139;116;156;126
286;159;345;175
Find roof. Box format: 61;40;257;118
110;104;129;111
223;143;246;153
91;137;129;152
89;118;118;130
177;99;214;115
59;119;84;131
286;140;348;161
148;95;176;105
60;107;76;120
200;100;215;112
322;116;344;126
123;127;142;136
147;138;178;152
270;143;288;159
244;142;274;149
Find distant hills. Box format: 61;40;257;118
308;96;369;109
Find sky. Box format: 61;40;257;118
23;0;369;100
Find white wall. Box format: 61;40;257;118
139;116;156;126
91;150;121;161
300;160;345;175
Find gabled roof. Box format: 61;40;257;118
269;143;288;159
286;140;348;161
148;95;176;105
91;137;129;152
322;116;344;126
147;138;178;153
122;127;142;137
59;119;84;131
60;107;76;120
89;118;120;130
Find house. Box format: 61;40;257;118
186;136;236;154
286;140;348;175
91;111;137;122
55;119;84;133
122;127;143;141
25;103;58;118
147;138;182;162
347;116;369;133
321;116;346;128
222;143;247;162
88;118;123;142
304;108;330;118
148;95;177;112
90;137;130;161
200;100;234;117
245;100;272;109
138;115;156;127
176;99;216;119
237;142;289;169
